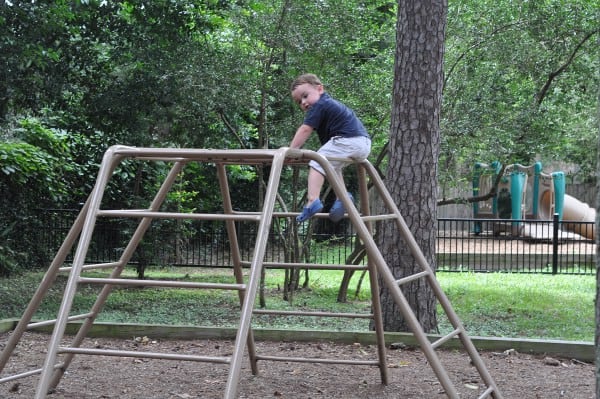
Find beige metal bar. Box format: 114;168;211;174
58;347;231;364
252;309;373;319
229;210;326;218
478;386;496;399
431;328;463;349
359;214;398;222
395;270;431;285
255;355;380;366
243;261;368;270
0;368;44;383
78;277;246;291
35;149;129;398
106;145;296;163
96;209;261;221
0;363;64;384
59;261;122;272
216;162;259;375
356;161;390;386
292;151;408;389
27;313;95;329
223;147;289;399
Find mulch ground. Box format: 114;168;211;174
0;332;595;398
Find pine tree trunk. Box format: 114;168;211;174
378;0;447;332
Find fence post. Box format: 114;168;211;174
552;213;559;275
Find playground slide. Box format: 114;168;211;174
561;194;596;240
531;192;596;241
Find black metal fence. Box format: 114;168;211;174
34;210;595;275
437;216;595;275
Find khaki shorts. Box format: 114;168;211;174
309;136;371;176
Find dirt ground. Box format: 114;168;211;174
0;332;594;399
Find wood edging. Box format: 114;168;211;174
0;319;593;362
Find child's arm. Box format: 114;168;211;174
289;124;313;149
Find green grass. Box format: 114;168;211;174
0;268;594;341
435;272;595;341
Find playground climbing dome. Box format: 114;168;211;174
1;146;503;398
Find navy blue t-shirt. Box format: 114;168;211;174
303;93;369;145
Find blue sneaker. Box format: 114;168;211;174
296;199;324;223
329;193;354;223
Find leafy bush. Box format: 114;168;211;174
0;117;82;274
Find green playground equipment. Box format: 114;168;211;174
472;161;566;234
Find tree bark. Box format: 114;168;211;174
378;0;447;332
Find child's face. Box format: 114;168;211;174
291;83;324;112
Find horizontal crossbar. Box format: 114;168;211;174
242;261;368;271
58;347;231;364
78;277;246;291
253;309;373;319
255;354;380;366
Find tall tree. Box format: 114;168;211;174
378;0;447;331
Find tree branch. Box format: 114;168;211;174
535;28;599;106
444;22;523;90
437;164;507;206
217;110;246;149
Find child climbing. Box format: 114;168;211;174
288;73;371;223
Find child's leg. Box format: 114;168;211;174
306;167;325;205
334;168;345;197
296;166;325;223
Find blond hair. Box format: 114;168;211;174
290;73;323;91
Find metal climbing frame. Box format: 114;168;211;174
0;146;502;399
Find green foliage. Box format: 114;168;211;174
0;115;101;273
0;0;597;273
15;117;70;156
441;0;598;183
0;115;105;204
0;0;596;178
2;0;595;186
0;142;59;189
